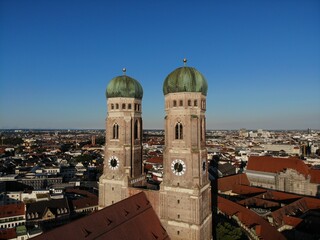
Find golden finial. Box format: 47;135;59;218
183;58;187;66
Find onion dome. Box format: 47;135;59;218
163;60;208;96
106;69;143;99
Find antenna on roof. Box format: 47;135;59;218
122;68;126;75
183;58;187;66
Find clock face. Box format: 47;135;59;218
171;159;186;176
108;156;119;170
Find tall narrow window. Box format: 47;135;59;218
113;123;119;139
116;103;119;109
134;120;139;139
111;104;114;109
175;122;183;139
179;100;183;106
188;100;191;106
122;103;126;109
194;100;198;107
173;100;177;107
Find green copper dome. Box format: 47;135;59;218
106;75;143;99
163;66;208;96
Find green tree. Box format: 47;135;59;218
216;222;243;240
60;144;72;152
74;154;93;165
3;137;23;146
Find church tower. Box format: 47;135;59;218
99;69;143;208
159;60;212;239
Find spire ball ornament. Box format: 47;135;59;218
183;58;187;66
122;68;126;75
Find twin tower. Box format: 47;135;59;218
99;61;212;240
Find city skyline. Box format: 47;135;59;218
1;0;319;130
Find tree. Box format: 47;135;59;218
60;144;72;152
95;136;105;145
216;222;244;240
74;154;93;165
3;137;23;146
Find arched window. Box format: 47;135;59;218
128;104;132;109
173;100;177;107
179;100;183;106
188;100;191;106
134;120;139;139
175;122;183;140
113;123;119;139
194;100;198;107
116;103;119;109
122;103;126;109
111;104;114;110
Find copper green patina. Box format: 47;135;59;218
106;75;143;99
163;66;208;96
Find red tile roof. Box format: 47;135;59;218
271;197;320;226
0;228;16;239
218;173;250;192
238;197;280;208
247;156;309;176
309;169;320;184
0;203;25;218
283;215;303;227
255;191;301;202
65;189;98;210
33;192;170;240
145;156;163;164
232;184;267;196
218;196;285;240
303;196;320;209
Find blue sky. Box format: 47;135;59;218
1;0;319;130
